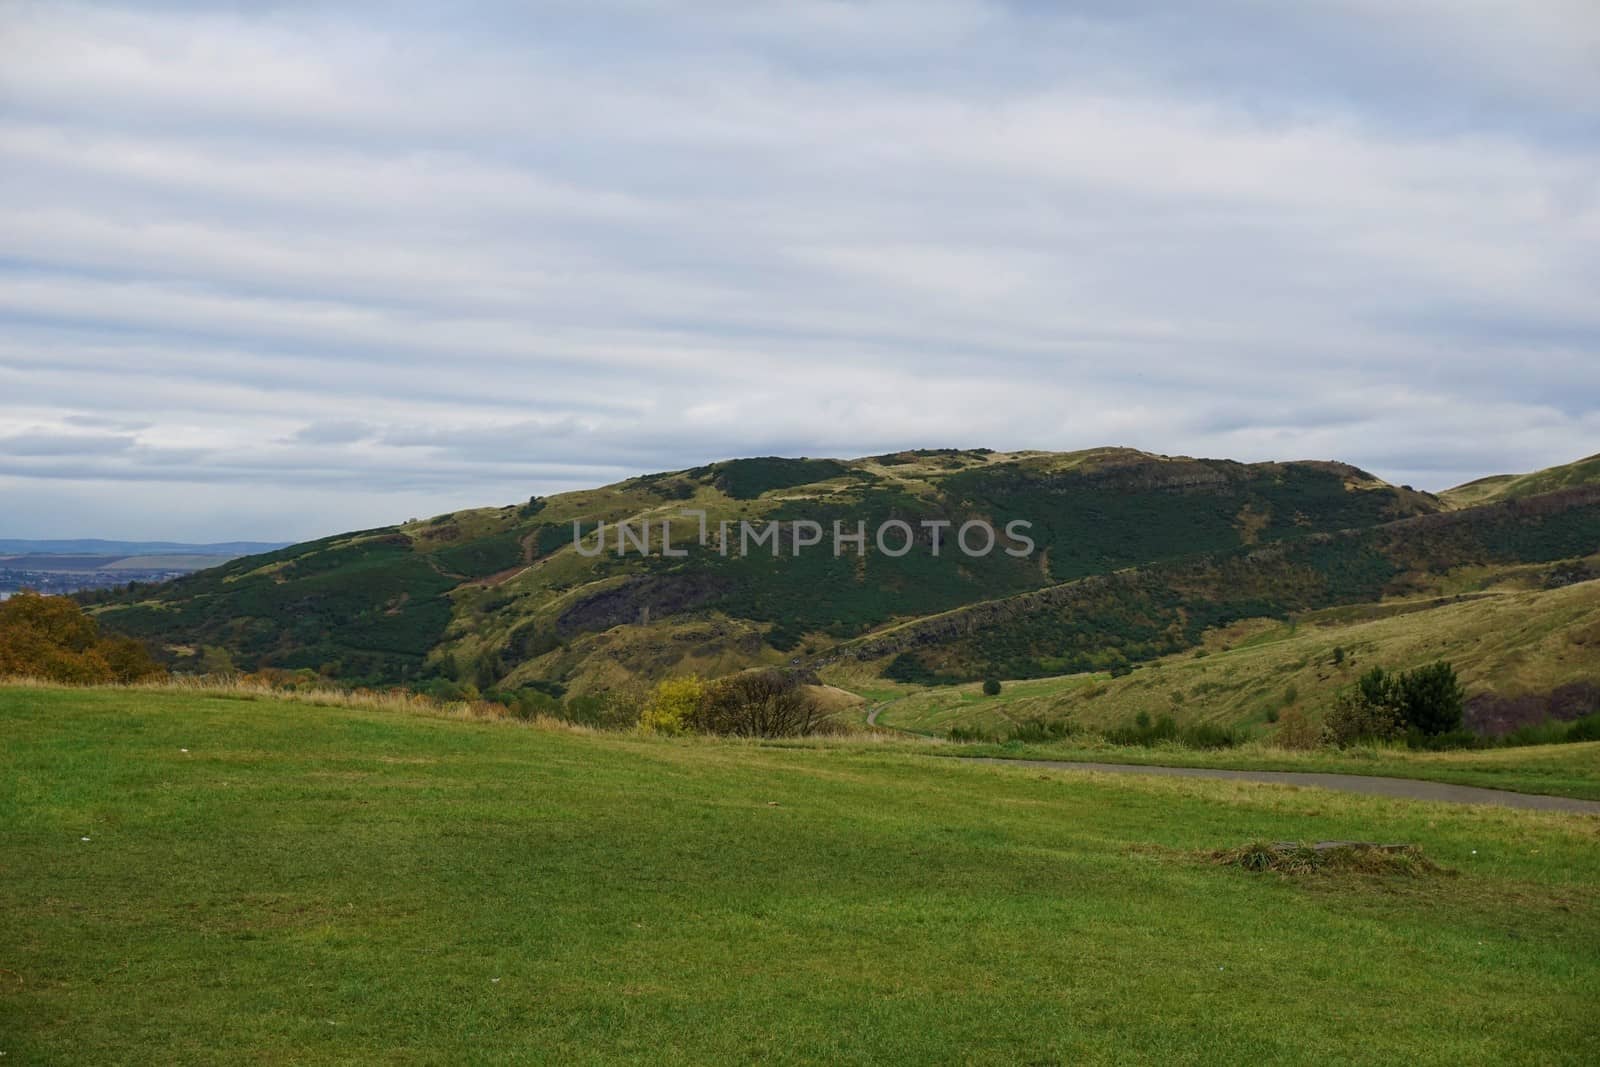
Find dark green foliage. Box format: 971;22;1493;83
432;529;524;577
982;678;1001;696
690;457;858;499
1105;714;1178;746
1393;661;1465;736
696;491;1042;639
92;532;456;686
939;460;1419;583
1005;716;1075;743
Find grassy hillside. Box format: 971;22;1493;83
4;684;1598;1064
87;447;1441;693
845;485;1600;684
1442;453;1600;509
871;576;1600;739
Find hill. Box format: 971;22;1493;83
3;683;1597;1063
870;576;1600;740
88;447;1447;692
0;539;288;556
1441;453;1600;509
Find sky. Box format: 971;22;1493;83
1;0;1597;542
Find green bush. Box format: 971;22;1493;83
982;678;1002;696
1104;714;1178;747
1007;717;1075;743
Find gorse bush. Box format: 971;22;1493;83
640;675;704;735
0;593;162;685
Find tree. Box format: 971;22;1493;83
1394;661;1465;736
640;675;704;735
981;678;1001;697
0;592;162;684
688;669;822;738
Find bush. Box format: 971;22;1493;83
1181;722;1243;750
688;669;823;738
1568;713;1600;742
562;690;641;729
1007;716;1075;743
947;725;1000;743
1394;661;1465;736
1104;713;1178;747
640;675;704;735
1325;661;1465;746
1406;728;1481;751
1321;689;1402;748
1273;708;1323;750
981;678;1002;697
0;592;163;684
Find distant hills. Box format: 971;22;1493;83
1;540;291;599
0;539;288;557
84;447;1600;704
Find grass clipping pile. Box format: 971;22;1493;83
1214;841;1450;877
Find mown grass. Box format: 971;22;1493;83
3;685;1599;1064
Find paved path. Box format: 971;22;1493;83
962;757;1600;814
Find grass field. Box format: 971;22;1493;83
4;685;1599;1064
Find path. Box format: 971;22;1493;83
961;757;1600;814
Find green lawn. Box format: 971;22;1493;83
3;685;1598;1064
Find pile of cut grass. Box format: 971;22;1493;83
1215;840;1448;877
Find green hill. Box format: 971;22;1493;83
88;447;1446;693
870;576;1600;740
4;683;1597;1063
1441;453;1600;509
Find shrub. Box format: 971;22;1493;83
0;592;163;684
562;690;641;729
948;725;1000;743
1393;661;1465;736
1321;689;1402;748
981;678;1002;697
1325;661;1466;745
1264;707;1280;723
688;669;822;738
1104;713;1178;747
1406;728;1480;751
640;675;704;735
1273;708;1323;750
1180;722;1243;750
1007;716;1075;743
1568;713;1600;743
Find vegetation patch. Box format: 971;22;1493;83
1214;840;1448;877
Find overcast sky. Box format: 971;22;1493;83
2;1;1597;541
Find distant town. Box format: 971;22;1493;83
0;540;287;600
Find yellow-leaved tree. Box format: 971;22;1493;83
639;675;704;735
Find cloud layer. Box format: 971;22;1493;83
2;0;1596;539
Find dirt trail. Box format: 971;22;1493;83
961;757;1600;814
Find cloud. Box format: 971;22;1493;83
0;0;1596;539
